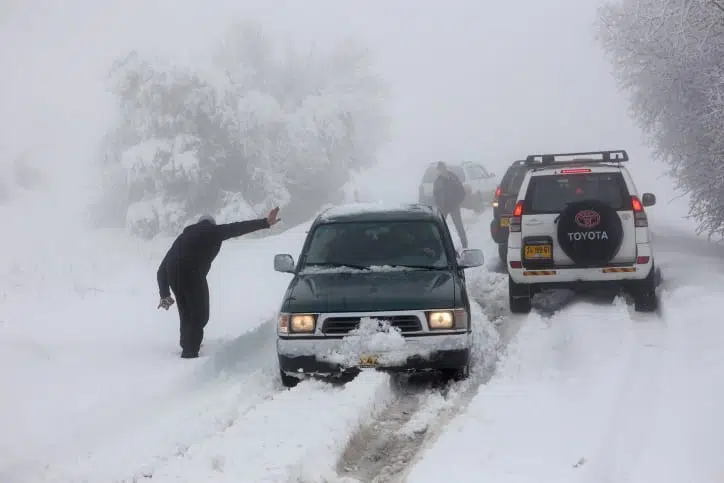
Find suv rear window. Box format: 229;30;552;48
523;172;631;214
422;165;465;183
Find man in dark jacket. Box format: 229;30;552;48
157;207;280;358
433;162;468;248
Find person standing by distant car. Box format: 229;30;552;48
156;207;281;359
433;161;468;248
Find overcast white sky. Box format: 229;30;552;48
0;0;689;222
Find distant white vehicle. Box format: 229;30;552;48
418;161;497;213
505;149;660;313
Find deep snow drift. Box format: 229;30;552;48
0;200;314;481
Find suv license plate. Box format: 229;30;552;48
524;245;552;259
500;217;510;227
359;355;378;367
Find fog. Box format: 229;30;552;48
2;5;712;477
0;0;692;235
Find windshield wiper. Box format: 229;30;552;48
307;262;370;270
387;264;442;270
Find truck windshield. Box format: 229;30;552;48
302;220;449;270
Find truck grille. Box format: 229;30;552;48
321;315;422;335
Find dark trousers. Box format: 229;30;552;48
169;274;210;355
442;206;468;248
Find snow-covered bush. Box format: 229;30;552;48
96;21;389;238
598;0;724;238
0;151;44;204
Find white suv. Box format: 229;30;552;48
506;150;659;313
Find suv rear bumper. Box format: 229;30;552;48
277;332;472;377
508;261;654;285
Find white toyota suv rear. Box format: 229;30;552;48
506;150;659;313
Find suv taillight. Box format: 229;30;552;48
492;186;502;208
509;201;524;232
631;195;648;227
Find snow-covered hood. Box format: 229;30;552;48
282;269;462;313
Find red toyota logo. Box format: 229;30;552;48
574;210;601;229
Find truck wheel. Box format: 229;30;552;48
280;369;300;388
442;363;470;382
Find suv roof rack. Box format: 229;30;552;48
525;150;629;165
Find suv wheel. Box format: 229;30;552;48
509;276;532;314
280;369;300;388
631;266;658;312
498;243;507;262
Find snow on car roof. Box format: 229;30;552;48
317;202;436;222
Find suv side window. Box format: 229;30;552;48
465;164;488;180
501;166;527;194
523;172;632;214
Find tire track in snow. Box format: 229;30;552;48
142;371;397;483
335;268;524;483
3;319;285;483
575;289;669;483
334;276;658;481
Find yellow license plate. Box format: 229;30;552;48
359;355;378;367
500;217;510;227
524;245;552;259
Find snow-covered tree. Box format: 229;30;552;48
97;22;389;238
0;150;44;205
598;0;724;238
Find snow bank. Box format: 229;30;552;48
8;366;281;483
0;214;312;480
147;371;395;482
407;240;724;482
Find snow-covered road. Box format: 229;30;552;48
406;220;724;483
4;204;724;483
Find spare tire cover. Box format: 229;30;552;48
556;199;623;266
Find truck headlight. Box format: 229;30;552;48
290;314;316;333
427;311;454;330
426;309;468;330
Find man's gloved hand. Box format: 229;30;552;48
267;206;281;226
158;296;175;310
